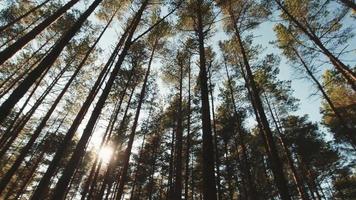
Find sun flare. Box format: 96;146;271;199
98;146;114;164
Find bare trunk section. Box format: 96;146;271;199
196;1;217;199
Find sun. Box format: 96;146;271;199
98;145;114;164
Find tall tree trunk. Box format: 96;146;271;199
274;0;356;91
173;53;184;200
168;128;176;200
223;139;234;200
196;1;217;199
0;0;102;123
0;0;80;65
0;0;51;33
184;60;192;200
229;6;291;198
115;23;155;199
207;66;222;200
0;11;45;50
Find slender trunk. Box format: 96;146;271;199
223;140;234;200
0;0;101;123
0;0;80;65
274;0;356;91
129;130;148;200
207;66;222;200
148;138;160;200
196;1;217;199
184;60;191;200
0;41;55;100
115;23;155;199
173;54;184;200
264;95;310;200
168;128;176;200
0;15;44;50
0;0;51;33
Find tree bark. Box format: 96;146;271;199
184;59;192;200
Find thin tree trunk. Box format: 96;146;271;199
0;0;51;33
0;0;101;123
207;66;222;200
173;52;184;200
0;15;44;50
0;62;69;193
0;0;80;65
184;60;191;200
0;32;56;94
0;60;68;159
196;1;217;199
0;15;113;192
0;64;50;149
168;128;176;200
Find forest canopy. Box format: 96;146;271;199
0;0;355;199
